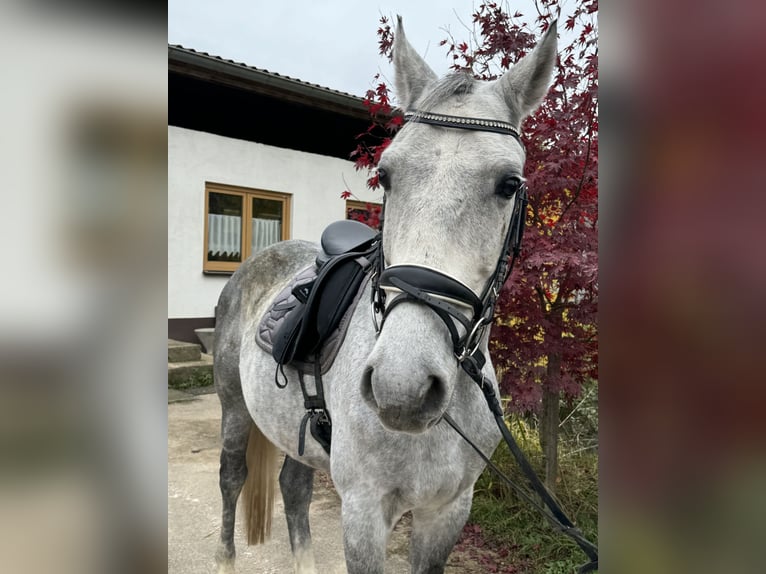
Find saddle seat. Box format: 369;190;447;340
315;219;378;267
270;219;378;368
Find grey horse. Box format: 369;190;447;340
213;17;557;574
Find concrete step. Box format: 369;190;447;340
194;327;215;355
168;354;214;390
168;339;201;363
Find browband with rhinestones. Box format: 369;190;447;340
404;110;521;141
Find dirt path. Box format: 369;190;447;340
168;392;488;573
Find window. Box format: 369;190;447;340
345;199;382;230
204;182;291;273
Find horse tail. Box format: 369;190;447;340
242;421;278;545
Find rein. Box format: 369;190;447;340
370;109;598;573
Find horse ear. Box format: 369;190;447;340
496;21;558;121
393;16;437;110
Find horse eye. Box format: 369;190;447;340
377;168;390;190
496;175;524;199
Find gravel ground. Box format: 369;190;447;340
168;392;488;574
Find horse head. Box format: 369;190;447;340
361;17;557;434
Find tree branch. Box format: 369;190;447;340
560;101;596;219
535;285;550;311
529;196;545;227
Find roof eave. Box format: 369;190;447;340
168;45;369;120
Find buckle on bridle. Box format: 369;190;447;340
370;299;381;335
455;347;487;390
370;270;385;335
456;315;491;362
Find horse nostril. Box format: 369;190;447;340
422;375;445;411
361;366;377;409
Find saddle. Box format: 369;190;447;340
262;220;378;456
271;220;378;366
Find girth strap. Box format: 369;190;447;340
296;364;332;456
298;410;332;456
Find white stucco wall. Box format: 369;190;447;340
168;126;377;319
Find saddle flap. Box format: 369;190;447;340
270;248;375;367
314;254;371;338
271;302;307;365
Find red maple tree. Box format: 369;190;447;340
347;1;598;487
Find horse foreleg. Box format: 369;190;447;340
341;494;394;574
409;490;473;574
279;456;317;574
214;408;251;574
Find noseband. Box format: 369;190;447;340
371;109;528;389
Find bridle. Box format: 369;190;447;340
368;109;599;574
371;110;528;394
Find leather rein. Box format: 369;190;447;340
369;110;598;573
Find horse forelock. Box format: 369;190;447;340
416;73;477;111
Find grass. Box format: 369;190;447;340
167;367;213;390
469;410;598;573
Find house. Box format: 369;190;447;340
169;45;381;343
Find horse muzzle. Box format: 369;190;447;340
361;367;447;433
360;305;456;434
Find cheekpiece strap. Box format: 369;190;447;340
404;110;521;141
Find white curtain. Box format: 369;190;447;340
208;214;241;259
252;218;281;254
208;215;281;259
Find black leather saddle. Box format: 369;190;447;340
272;220;378;367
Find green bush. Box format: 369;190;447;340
470;384;598;573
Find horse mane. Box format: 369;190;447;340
417;72;476;111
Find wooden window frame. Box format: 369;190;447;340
203;182;291;274
346;199;382;222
